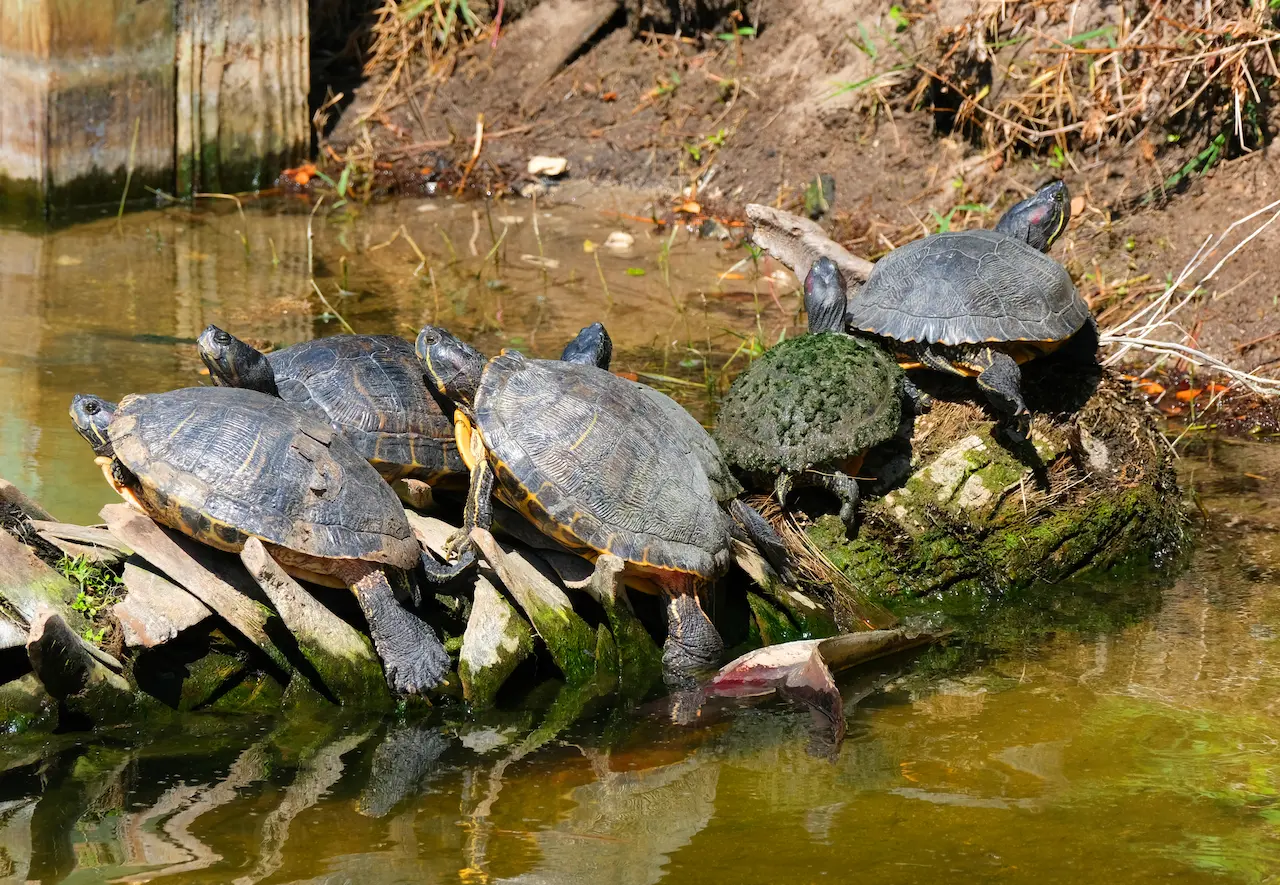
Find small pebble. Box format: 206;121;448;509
527;155;568;177
604;231;635;252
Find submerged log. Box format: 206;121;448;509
101;505;293;674
459;574;535;710
240;538;390;709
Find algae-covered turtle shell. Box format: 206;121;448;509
715;332;903;478
106;386;419;568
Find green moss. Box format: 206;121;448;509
747;592;803;645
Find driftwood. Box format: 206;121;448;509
0;480;53;522
30;521;128;565
101;505;293;674
746;204;875;290
240;538;390;709
115;560;213;648
730;539;839;639
26;608;136;724
0;529;90;638
471;528;609;689
459;574;535;710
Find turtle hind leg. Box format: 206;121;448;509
811;470;861;533
659;576;723;688
728;498;798;584
970;347;1031;441
348;567;451;695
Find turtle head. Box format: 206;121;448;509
69;394;118;457
197;325;279;396
994;180;1070;252
804;257;847;334
560;322;613;370
416;326;486;408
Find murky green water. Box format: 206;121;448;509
2;197;1280;884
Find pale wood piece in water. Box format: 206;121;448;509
0;529;89;635
471;528;602;687
240;538;390;708
101;504;292;673
746;204;876;289
174;0;309;195
0;0;175;213
0;479;53;522
115;560;212;648
459;574;535;709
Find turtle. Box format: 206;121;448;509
415;326;756;684
196;327;465;507
715;257;906;530
844;180;1091;440
68;386;449;695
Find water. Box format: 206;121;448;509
2;198;1280;884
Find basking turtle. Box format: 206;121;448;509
415;326;745;684
197;328;464;505
69;387;448;694
844;180;1090;439
715;258;905;530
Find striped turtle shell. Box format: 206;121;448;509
846;229;1088;345
267;335;463;483
108;386;419;568
473;352;733;580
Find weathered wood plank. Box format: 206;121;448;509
0;529;88;635
101;504;292;674
175;0;309;195
27;607;136;723
746;203;875;289
115;560;212;648
0;479;53;522
29;521;128;553
458;574;534;709
240;538;390;709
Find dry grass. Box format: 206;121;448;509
363;0;490;118
919;0;1280;160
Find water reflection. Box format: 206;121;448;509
0;192;786;524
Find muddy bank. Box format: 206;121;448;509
323;0;1280;375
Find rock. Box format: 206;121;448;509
240;538;392;709
101;504;294;675
26;607;138;725
0;529;90;637
604;231;635;252
459;574;535;709
115;560;212;648
527;155;569;177
471;528;604;688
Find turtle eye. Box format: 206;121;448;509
84;400;100;415
213;331;232;346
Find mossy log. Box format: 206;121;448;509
805;377;1184;610
459;574;536;710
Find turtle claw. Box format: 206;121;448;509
354;571;451;694
443;529;469;560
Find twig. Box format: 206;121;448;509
310;280;357;335
116;117;140;230
455;113;485;196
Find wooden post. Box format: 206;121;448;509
0;0;309;219
175;0;309;195
0;0;175;221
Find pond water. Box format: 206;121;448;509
2;196;1279;884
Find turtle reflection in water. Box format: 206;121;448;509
68;387;449;694
415;326;793;686
845;180;1093;440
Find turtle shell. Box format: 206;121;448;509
714;333;903;475
846;229;1088;345
108;386;419;569
267;335;463;483
473;352;733;580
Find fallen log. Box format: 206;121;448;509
115;560;213;649
459;574;535;710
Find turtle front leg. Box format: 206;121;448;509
659;575;723;688
347;566;451;694
969;347;1031;441
811;470;861;533
421;457;492;584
